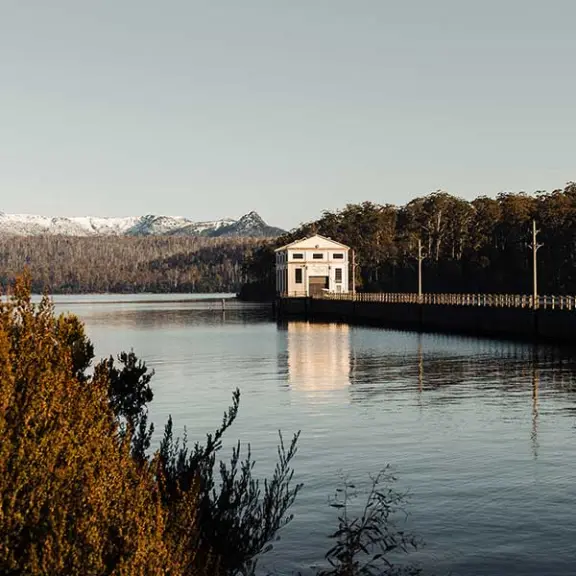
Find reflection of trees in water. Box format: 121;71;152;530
348;334;576;406
80;305;272;329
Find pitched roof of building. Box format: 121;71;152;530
274;234;350;252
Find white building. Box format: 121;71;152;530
275;234;350;297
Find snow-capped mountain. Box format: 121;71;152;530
0;210;284;238
178;212;285;238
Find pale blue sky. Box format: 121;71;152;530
1;0;574;229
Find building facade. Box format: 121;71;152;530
275;234;350;297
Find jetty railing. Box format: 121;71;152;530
280;292;576;310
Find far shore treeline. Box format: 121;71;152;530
0;236;265;294
241;182;576;300
2;183;576;298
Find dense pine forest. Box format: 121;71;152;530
242;183;576;299
0;236;266;293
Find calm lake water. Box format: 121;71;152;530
51;294;576;576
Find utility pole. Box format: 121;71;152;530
529;220;543;309
417;239;425;301
351;250;356;295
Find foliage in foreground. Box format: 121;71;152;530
0;274;422;575
0;275;301;575
0;277;175;575
319;470;421;576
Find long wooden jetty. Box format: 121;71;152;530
275;292;576;344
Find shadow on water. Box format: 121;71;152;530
350;334;576;404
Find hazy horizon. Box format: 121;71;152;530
1;0;575;230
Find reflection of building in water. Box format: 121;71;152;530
287;322;350;393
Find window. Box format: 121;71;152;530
335;268;343;283
292;253;304;259
333;253;344;259
312;253;324;259
295;268;303;284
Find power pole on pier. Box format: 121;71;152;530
417;239;425;302
529;220;543;309
351;249;356;296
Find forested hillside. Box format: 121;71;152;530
0;236;267;293
242;182;576;298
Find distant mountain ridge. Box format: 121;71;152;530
0;210;284;238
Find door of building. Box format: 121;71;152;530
308;276;329;297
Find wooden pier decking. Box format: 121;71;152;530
279;292;576;311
